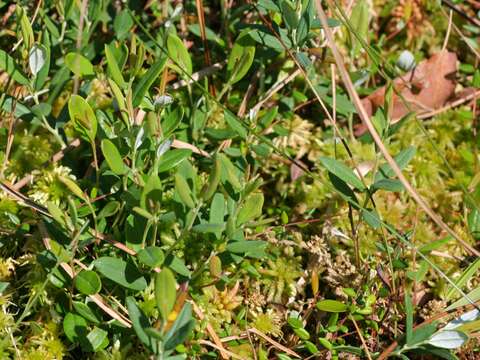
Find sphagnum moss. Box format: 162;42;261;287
0;0;480;358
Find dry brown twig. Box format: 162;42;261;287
248;327;301;358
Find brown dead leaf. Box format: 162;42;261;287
355;50;457;136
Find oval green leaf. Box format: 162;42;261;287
236;192;264;226
319;156;365;191
175;173;195;208
68;95;97;142
105;44;125;87
158;149;192;173
65;52;94;76
75;270;102;295
63;312;88;343
227;35;256;84
138;246;165;268
101;139;126;175
167;33;192;76
72;301;100;324
132;56;167;107
155;268;177;321
316;299;348;313
94;257;147;291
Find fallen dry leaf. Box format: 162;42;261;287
356;50;457;136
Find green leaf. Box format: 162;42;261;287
101;139;126;175
349;0;370;55
113;9;133;40
329;173;359;208
17;6;34;49
167;33;192;76
408;323;438;346
0;49;29;85
294;327;310;340
68;95;97;142
75;270;102;295
209;193;225;240
126;297;155;352
319;157;365;191
227;34;256;84
287;317;303;329
236;193;264;226
224;110;247;139
85;327;108;352
63;312;88;343
446;287;480;311
318;337;334;355
165;255;192;277
94;257;147;291
59;176;86;200
372;178;404;192
108;79;128;125
188;24;225;46
72;301;100;324
140;173;162;210
145;327;164;340
248;26;292;51
164;303;195;350
226;240;267;254
97;201;120;219
405;293;413;344
65;52;94;76
447;258;480;300
468;209;480;240
219;154;242;191
316;300;348;312
258;0;281;12
133;206;154;220
162;106;184;137
105;44;125;87
361;209;381;229
138;246;165;268
155;268;177;321
158;149;192;173
202;156;222;201
175;173;195;208
280;0;298;29
376;146;416;180
132;56;167;107
192;223;225;233
31;102;52;118
209;256;222;277
0;282;8;294
47;201;66;226
418;235;452;254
